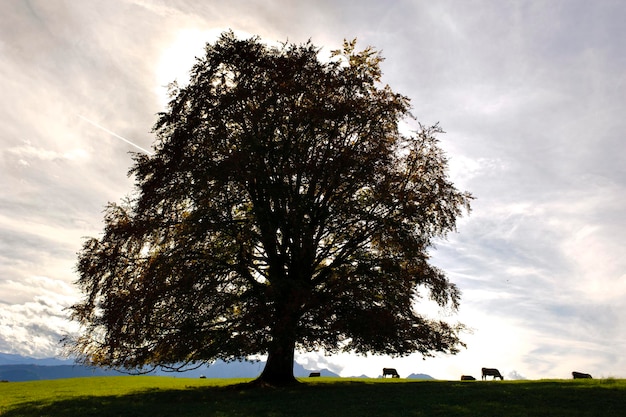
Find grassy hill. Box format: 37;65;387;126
1;376;625;416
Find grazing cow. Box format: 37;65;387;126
461;375;476;381
309;372;321;377
382;368;400;378
572;371;592;379
482;368;504;380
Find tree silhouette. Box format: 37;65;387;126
67;31;472;386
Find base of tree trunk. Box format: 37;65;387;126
255;333;299;386
254;366;299;387
249;376;300;388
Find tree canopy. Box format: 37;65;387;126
67;31;472;386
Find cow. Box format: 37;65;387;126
572;371;592;379
461;375;476;381
309;372;321;377
482;367;504;380
382;368;400;378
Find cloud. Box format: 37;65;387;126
0;276;78;358
7;141;89;164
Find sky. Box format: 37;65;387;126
1;0;625;380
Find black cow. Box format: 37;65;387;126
309;372;321;377
382;368;400;378
461;375;476;381
572;371;592;379
482;367;504;380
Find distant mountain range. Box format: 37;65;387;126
0;353;339;382
0;353;433;382
0;352;74;366
406;373;435;380
0;364;121;381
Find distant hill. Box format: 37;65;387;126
0;353;442;381
297;365;340;378
0;353;73;366
406;373;435;380
153;360;340;379
375;372;435;379
0;353;339;381
0;364;122;382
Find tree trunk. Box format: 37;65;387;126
255;275;308;386
256;338;297;386
256;299;299;386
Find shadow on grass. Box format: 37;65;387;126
4;380;626;417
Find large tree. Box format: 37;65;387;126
68;32;472;386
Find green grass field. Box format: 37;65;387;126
1;376;625;416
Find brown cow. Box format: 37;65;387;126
461;375;476;381
482;367;504;380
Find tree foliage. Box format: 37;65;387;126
67;32;472;385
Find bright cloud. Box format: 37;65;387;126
7;142;89;164
155;28;221;106
0;276;78;357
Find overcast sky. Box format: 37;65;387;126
1;0;625;380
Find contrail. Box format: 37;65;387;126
78;114;154;155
